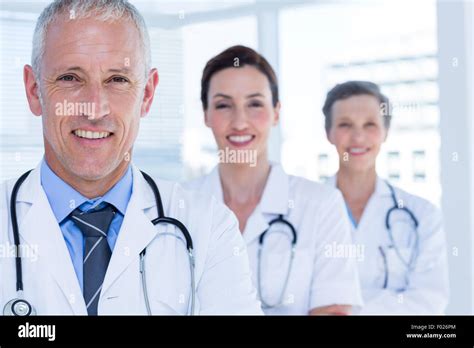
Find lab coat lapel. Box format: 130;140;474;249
243;163;290;245
201;166;224;200
202;163;290;244
356;177;392;231
242;206;270;244
100;165;159;297
326;173;392;231
17;165;86;314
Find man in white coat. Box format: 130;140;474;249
0;0;262;315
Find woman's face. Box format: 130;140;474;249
204;65;280;164
327;94;388;173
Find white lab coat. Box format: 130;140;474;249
326;175;450;314
184;163;363;315
0;163;263;315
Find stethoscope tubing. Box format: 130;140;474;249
257;214;297;309
381;181;420;289
6;169;195;316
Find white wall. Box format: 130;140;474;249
437;0;474;314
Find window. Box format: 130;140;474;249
412;150;426;182
387;151;401;181
181;16;257;180
317;153;329;182
0;3;257;182
0;12;43;181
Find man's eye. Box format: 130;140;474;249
57;75;77;82
110;76;129;83
339;123;350;128
249;102;263;107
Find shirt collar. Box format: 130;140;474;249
40;159;133;223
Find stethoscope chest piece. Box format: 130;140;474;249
7;169;194;316
3;297;36;316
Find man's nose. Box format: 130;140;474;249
81;83;110;120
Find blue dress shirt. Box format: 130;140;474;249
40;159;133;292
344;202;358;228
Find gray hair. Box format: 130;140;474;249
32;0;151;80
322;80;392;133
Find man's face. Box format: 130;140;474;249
25;15;157;182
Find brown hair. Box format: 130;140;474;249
201;45;279;110
322;80;392;133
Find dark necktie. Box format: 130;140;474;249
70;204;116;315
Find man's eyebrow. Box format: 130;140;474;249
54;66;85;74
52;67;132;74
107;67;131;74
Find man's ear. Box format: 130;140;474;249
141;68;159;118
24;65;42;116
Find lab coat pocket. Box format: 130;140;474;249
258;248;312;308
153;298;186;315
384;246;414;291
151;275;192;315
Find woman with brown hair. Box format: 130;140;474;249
184;45;362;315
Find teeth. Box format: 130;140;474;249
349;147;367;154
228;135;253;143
74;129;110;139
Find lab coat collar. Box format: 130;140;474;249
15;162;146;206
100;164;166;297
327;173;392;198
15;162;42;204
203;162;289;244
130;164;160;211
39;159;133;222
259;162;290;215
204;165;224;201
243;163;290;244
15;164;87;314
204;162;290;215
14;163;163;312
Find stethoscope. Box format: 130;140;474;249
256;214;297;309
3;169;195;316
379;181;420;290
